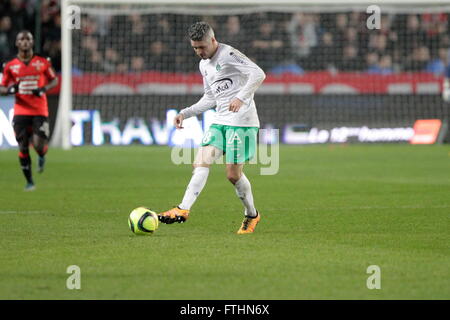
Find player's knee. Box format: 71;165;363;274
18;142;29;154
32;136;48;156
15;133;27;145
227;172;241;184
193;163;210;170
193;154;214;167
34;144;48;157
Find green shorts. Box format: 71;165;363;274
201;124;259;164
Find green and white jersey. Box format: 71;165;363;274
179;43;266;128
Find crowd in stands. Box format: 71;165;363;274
1;0;450;76
0;0;61;71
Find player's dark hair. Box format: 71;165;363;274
188;21;214;41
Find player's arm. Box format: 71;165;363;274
174;77;216;129
0;84;19;95
32;58;59;97
0;62;19;96
226;50;266;112
32;77;58;97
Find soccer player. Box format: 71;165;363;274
0;31;58;191
158;22;266;234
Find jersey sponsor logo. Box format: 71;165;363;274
212;77;233;94
216;63;221;71
18;75;39;80
18;80;39;95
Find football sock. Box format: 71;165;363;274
234;173;257;217
18;151;33;185
179;167;209;210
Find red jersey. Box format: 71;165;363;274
1;55;56;117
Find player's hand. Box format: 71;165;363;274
6;83;19;95
229;97;244;112
174;113;184;129
32;87;46;97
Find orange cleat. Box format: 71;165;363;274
158;206;190;224
237;212;260;234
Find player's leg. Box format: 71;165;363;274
13;116;34;190
159;145;222;223
227;163;260;234
224;126;260;234
31;116;50;173
179;145;223;209
226;164;257;217
159;144;223;224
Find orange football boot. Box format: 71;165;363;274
237;212;260;234
158;206;190;224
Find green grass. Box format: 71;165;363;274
0;144;449;299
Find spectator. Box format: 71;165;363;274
365;51;379;70
250;21;287;71
338;45;364;72
219;16;248;53
6;0;32;34
147;41;172;72
42;37;61;72
288;13;319;62
367;55;394;75
343;27;358;47
306;32;339;71
4;6;450;75
334;13;348;39
130;56;145;73
368;34;390;57
0;16;14;61
332;13;348;56
77;36;103;72
426;47;449;75
348;11;362;29
173;40;198;73
403;45;431;71
398;14;427;57
149;15;173;44
421;13;448;56
103;47;121;72
128;14;147;59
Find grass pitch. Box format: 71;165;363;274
0;145;449;299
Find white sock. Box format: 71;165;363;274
234;173;257;217
179;167;209;210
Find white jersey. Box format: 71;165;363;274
179;43;266;127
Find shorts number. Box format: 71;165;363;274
202;131;212;144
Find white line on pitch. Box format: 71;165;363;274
264;205;450;211
0;210;50;214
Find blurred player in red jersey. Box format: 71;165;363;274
0;31;58;191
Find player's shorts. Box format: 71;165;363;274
200;124;259;164
12;115;50;142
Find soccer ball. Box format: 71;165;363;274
128;207;159;235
